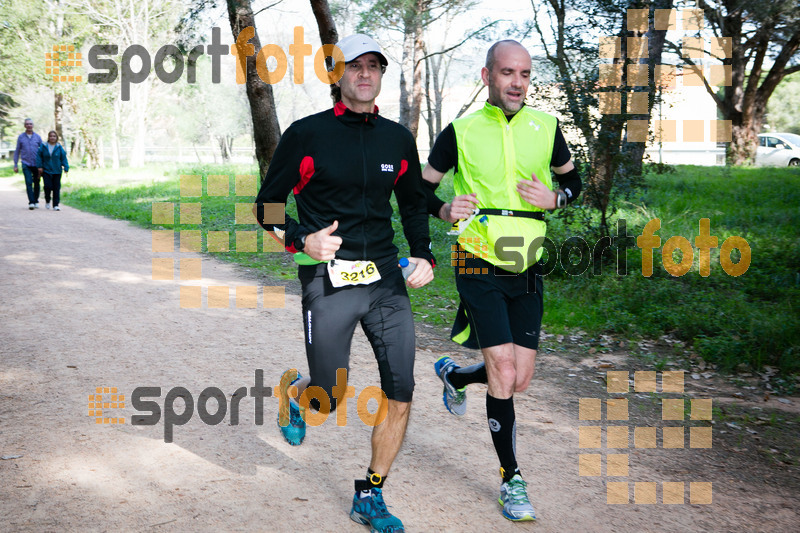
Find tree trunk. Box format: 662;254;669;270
82;127;100;169
310;0;338;48
111;98;121;169
128;77;150;167
424;47;434;149
309;0;339;103
226;0;281;181
218;136;231;162
729;123;760;165
407;18;424;139
97;137;106;168
399;26;414;132
54;92;64;141
620;0;672;175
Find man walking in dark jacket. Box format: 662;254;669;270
13;118;43;209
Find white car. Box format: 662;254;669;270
756;133;800;167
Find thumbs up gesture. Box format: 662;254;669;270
516;172;557;210
304;220;343;261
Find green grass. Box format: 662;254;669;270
48;162;800;375
543;165;800;374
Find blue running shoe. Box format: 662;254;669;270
277;369;306;446
499;474;536;521
434;356;467;416
350;488;404;532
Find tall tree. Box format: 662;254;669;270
310;0;340;102
531;0;673;234
356;0;475;138
225;0;281;179
76;0;182;167
673;0;800;164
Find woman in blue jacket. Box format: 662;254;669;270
36;130;69;210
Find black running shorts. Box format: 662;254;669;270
298;260;416;405
451;255;543;350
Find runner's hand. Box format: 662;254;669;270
517;173;556;210
405;257;434;289
304;220;342;261
440;193;478;223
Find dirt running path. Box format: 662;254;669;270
0;178;797;532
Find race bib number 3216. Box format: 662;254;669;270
327;259;381;288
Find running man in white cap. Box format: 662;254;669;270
254;34;435;533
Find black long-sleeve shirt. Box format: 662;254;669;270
254;102;435;271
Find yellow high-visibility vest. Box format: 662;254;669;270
452;102;558;272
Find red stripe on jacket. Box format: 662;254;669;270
293;156;315;194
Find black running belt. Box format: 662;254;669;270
478;208;545;220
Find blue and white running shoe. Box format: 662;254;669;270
434;356;467;416
277;369;306;446
350;487;404;532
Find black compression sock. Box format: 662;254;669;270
448;362;487;389
486;393;518;482
355;468;385;493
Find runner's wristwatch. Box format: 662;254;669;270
294;234;307;252
555;190;567;209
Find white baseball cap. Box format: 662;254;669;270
334;34;388;67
